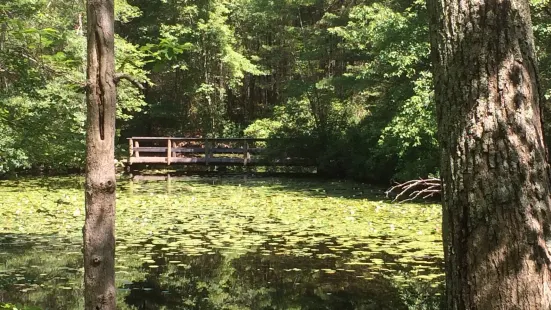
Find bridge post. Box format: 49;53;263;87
205;139;211;165
128;138;133;159
135;140;140;157
167;138;172;165
127;138;134;173
244;140;249;166
172;140;177;158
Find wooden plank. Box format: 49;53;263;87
128;137;269;142
131;157;205;164
171;157;244;164
130;147;262;156
129;157;168;164
134;147;168;153
131;147;265;154
169;158;207;164
135;141;140;157
173;147;204;153
127;137;176;141
131;147;246;154
134;146;258;154
174;147;260;154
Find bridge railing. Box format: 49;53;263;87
127;137;268;166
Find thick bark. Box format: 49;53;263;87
427;0;551;309
83;1;116;309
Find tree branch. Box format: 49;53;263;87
114;73;145;90
386;178;442;203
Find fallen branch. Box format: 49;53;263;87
386;178;441;203
114;73;145;90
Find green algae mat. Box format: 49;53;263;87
0;176;444;309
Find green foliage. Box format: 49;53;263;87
5;0;551;182
121;0;266;137
0;304;41;310
115;0;142;23
243;118;282;139
0;0;439;180
239;0;436;181
0;0;148;174
531;0;551;149
377;71;438;180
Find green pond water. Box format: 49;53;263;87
0;175;444;310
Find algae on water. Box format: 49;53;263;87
0;176;444;309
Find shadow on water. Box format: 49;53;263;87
125;173;389;201
122;243;443;310
0;233;84;309
0;177;85;191
1;232;444;310
0;173;385;200
0;172;390;201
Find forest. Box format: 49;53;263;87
3;0;551;309
3;0;551;182
0;0;479;180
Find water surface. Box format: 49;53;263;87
0;176;444;309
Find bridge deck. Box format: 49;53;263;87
126;137;309;167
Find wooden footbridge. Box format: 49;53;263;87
127;137;310;168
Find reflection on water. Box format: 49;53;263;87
0;175;444;309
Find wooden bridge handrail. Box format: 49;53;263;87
126;136;314;168
127;137;269;142
133;147;263;153
127;136;271;167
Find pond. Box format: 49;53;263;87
0;175;444;309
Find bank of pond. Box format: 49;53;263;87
0;176;444;309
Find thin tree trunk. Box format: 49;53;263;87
427;0;551;309
0;21;7;90
83;0;116;309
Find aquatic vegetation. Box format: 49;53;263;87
0;176;444;309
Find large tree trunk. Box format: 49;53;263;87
427;0;551;308
83;0;117;309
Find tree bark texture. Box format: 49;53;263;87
84;0;116;309
427;0;551;309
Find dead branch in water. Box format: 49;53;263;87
386;178;441;203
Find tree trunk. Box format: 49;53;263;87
83;0;116;309
427;0;551;309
